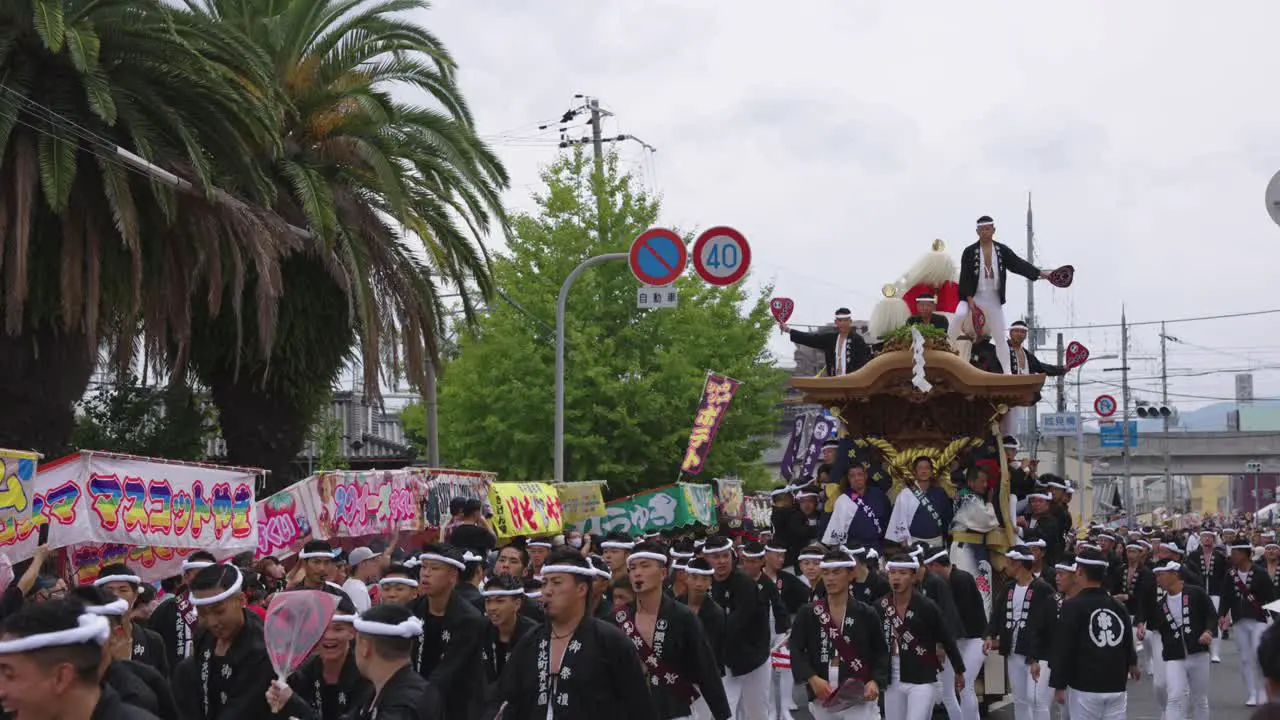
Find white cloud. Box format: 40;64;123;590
419;0;1280;410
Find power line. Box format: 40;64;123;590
1039;308;1280;332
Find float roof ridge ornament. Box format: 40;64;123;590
790;350;1045;405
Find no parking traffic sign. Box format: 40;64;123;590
628;228;687;286
692;226;751;286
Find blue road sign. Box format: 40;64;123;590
629;228;687;286
1099;421;1138;448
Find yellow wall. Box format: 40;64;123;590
1190;475;1228;515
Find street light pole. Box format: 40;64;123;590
555;253;628;483
1121;308;1134;526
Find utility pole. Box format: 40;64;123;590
1026;193;1039;452
1121;308;1134;525
425;361;440;466
557;95;656;247
589;97;605;181
1160;322;1172;512
1055;332;1066;478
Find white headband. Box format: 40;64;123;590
1054;563;1077;572
85;598;130;617
403;558;421;569
627;552;669;566
739;549;765;559
1199;530;1216;537
669;550;695;559
462;551;483;564
1153;563;1181;574
886;561;920;570
189;567;244;606
794;491;819;499
181;560;214;572
1165;545;1185;556
481;588;526;597
702;542;734;555
0;614;111;655
538;564;599;579
93;574;142;587
331;614;359;624
354;615;423;638
600;541;635;550
682;565;714;576
1231;543;1255;551
299;551;337;559
1267;543;1280;550
1027;493;1052;502
797;553;826;562
1075;557;1110;567
765;545;787;554
977;220;995;227
924;550;949;564
834;312;852;319
378;577;419;588
527;541;552;549
525;590;542;599
1006;551;1034;562
589;565;612;580
418;553;465;571
1044;481;1069;490
819;560;857;569
1023;539;1047;548
866;549;880;560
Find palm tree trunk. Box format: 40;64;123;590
0;325;95;455
208;371;315;491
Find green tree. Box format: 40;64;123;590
184;0;508;482
72;373;217;461
426;151;784;497
0;0;285;456
312;402;349;472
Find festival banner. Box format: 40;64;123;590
798;413;837;479
420;469;495;528
679;373;740;475
557;482;606;525
777;413;808;481
488;482;564;538
743;494;774;529
0;449;40;562
67;543;218;586
572;483;717;536
10;451;259;562
256;482;313;559
306;469;429;540
714;478;745;520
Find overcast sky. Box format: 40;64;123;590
419;1;1280;416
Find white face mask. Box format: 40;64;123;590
568;537;583;549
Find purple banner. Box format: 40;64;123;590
798;415;837;480
680;374;740;475
778;413;808;481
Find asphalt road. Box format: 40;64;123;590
787;639;1262;719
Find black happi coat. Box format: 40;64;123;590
710;569;772;675
1027;515;1064;569
281;653;371;720
1049;587;1137;694
349;665;442;720
948;568;988;639
478;615;539;719
1028;591;1069;665
172;611;274;720
128;621;170;678
1148;584;1218;661
985;577;1055;659
852;572;890;607
104;659;178;720
756;573;792;634
1220;564;1278;623
876;591;964;685
94;685;164;720
920;571;965;642
147;592;198;674
679;594;727;673
958;240;1041;305
519;595;546;624
789;592;890;701
457;583;485;614
497;616;659;720
771;506;817;568
771;570;812;616
410;591;487;719
615;596;731;720
787;328;870;377
1112;563;1157;625
1186;547;1228;596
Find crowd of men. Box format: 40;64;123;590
7;481;1280;720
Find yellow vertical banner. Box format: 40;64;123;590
488;482;565;539
557;482;605;525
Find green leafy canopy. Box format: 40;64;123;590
402;151;785;498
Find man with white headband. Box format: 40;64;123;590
704;535;772;720
779;306;870;377
1221;540;1277;706
1185;528;1227;663
410;543;485;719
676;556;727;698
350;603;442;720
376;564;421;607
0;599;136;720
93;562;167;676
473;574;537;718
148;549;217;670
496;551;656;718
599;533;635;587
788;550;888;720
985;545;1054;720
923;548;984;720
265;594;369;720
585;555;614;622
1148;559;1214;720
1049;548;1139;720
878;553;964;720
171;564;274;720
1042;557;1076;718
292;540;340;594
955;215;1052;375
68;584;177;720
618;541;730;720
885;456;952;548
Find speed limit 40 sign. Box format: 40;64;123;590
691;226;751;286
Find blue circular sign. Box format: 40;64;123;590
629;228;687;286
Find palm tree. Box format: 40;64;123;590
184;0;509;481
0;0;293;455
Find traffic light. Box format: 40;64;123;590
1136;403;1172;418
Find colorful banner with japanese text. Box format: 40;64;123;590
557;482;606;525
680;374;740;474
9;452;259;562
488;483;563;538
67;543;218;586
713;478;744;520
571;483;717;536
743;495;773;529
420;469;495;528
306;469;431;540
0;449;40;562
257;483;313;559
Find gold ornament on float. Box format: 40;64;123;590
862;435;983;502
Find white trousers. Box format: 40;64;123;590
1163;653;1210;720
1209;596;1222;658
808;701;878;720
1234;618;1267;701
1008;654;1051;720
723;659;772;720
937;638;984;720
954;291;1009;372
1145;633;1166;707
884;657;936;720
1066;690;1125;720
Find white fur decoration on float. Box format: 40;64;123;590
866;239;961;343
910;327;933;393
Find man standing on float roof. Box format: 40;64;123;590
779;307;870;377
955;216;1052;374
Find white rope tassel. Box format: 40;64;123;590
910;327;933;393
